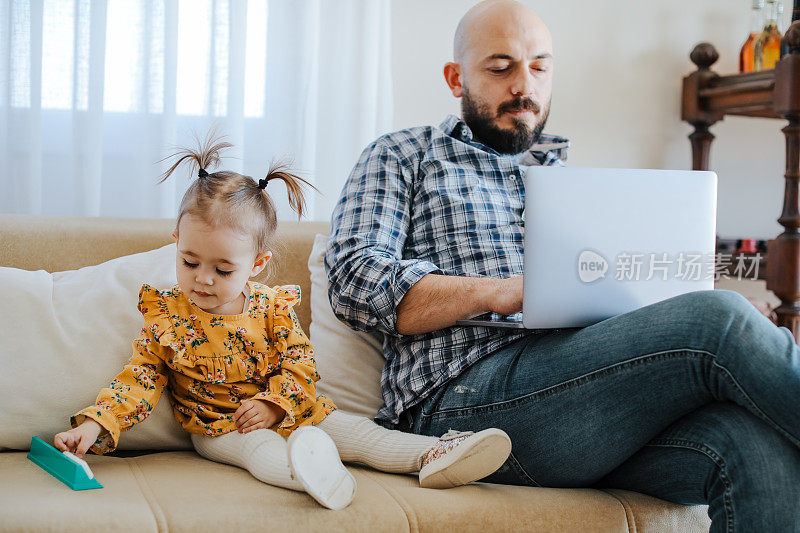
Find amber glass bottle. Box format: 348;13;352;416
741;0;765;72
754;0;783;70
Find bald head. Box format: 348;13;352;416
454;0;551;63
443;0;554;153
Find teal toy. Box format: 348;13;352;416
27;436;103;490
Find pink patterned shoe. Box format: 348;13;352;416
418;428;512;489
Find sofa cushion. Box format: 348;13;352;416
308;234;385;418
603;488;712;532
0;244;191;452
0;451;410;532
357;467;630;531
0;451;711;532
0;452;164;531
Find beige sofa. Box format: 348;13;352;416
0;214;712;532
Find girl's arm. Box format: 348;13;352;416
59;324;169;455
248;288;322;431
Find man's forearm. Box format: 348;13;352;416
395;274;490;335
395;274;521;335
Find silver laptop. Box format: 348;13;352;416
456;167;718;329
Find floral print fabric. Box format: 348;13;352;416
72;282;335;455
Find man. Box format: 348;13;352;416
326;1;800;528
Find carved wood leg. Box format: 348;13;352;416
689;124;715;171
767;119;800;340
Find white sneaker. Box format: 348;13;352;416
287;426;357;510
418;428;512;489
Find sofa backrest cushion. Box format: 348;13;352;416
308;234;385;418
0;243;191;451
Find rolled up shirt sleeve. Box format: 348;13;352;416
326;138;441;336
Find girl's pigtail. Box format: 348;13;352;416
158;131;233;183
260;163;319;219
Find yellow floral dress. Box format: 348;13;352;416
72;282;336;455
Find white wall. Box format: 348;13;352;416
391;0;794;241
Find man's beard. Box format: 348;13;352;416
461;87;551;155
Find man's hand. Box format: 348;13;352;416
485;276;523;316
233;399;285;434
54;420;103;458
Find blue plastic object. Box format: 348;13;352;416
27;436;103;490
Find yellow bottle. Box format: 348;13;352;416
754;0;783;70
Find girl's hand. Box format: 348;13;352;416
233;399;285;434
54;420;103;458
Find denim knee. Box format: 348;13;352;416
656;289;777;352
671;289;752;322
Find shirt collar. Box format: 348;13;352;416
439;114;570;165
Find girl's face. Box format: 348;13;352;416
173;214;271;315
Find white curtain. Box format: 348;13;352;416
0;0;392;221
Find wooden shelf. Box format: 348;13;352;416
699;70;778;118
682;27;800;340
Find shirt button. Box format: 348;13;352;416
510;173;517;180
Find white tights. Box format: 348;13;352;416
190;410;438;491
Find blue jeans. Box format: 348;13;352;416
397;290;800;532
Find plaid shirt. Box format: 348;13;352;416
325;114;570;425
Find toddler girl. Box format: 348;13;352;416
54;135;512;510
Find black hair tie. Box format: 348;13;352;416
258;178;268;190
198;168;208;178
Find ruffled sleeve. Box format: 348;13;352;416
250;285;321;429
135;284;179;348
71;284;170;454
